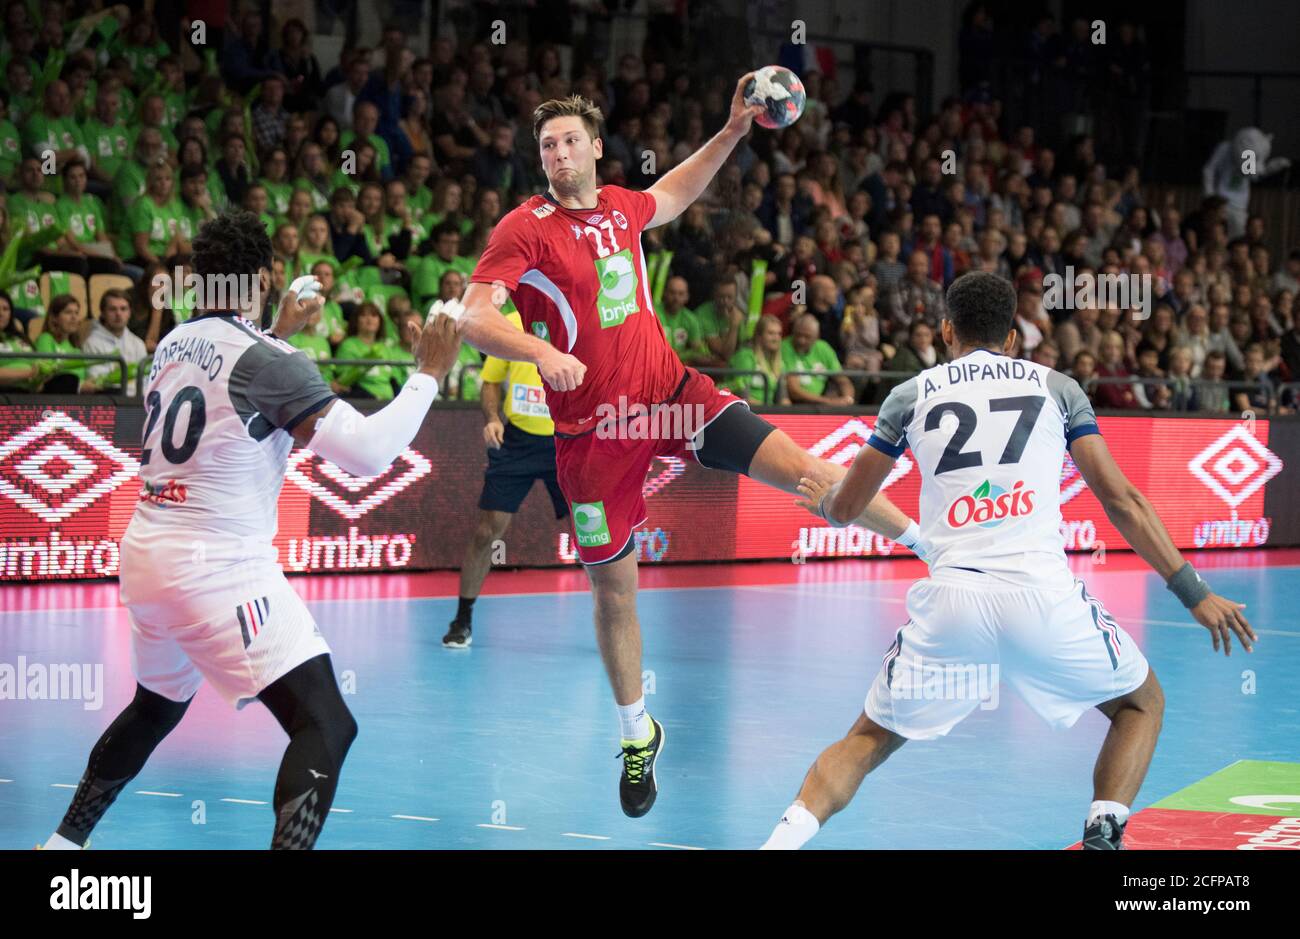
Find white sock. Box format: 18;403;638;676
617;696;651;742
761;802;820;850
43;832;82;850
1087;800;1130;827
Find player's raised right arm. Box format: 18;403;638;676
459;282;586;392
1070;433;1257;655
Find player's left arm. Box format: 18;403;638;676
645;72;764;228
1070;433;1256;655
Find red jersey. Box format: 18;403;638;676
470;186;683;435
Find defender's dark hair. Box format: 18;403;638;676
192;211;273;281
945;271;1017;346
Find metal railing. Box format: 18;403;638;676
1084;374;1300;414
0;351;130;395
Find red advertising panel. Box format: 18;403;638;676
0;403;1293;582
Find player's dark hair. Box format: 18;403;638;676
192;211;273;281
946;271;1017;346
533;94;603;143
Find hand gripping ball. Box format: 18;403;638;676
743;65;807;130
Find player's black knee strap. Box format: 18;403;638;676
692;404;777;475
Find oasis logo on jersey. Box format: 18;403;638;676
594;249;640;327
946;479;1035;529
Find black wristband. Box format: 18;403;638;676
1166;562;1211;609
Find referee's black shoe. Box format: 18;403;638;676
442;618;472;649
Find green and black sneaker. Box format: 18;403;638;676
618;717;666;818
442;617;472;649
1081;814;1126;849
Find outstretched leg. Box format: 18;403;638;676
46;684;191;848
723;420;916;541
1084;669;1164;848
763;711;907;849
258;654;358;850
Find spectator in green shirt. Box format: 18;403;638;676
259;146;294;216
114;14;170;87
728;314;786;405
0;293;40;391
130;93;179;155
8;158;59;235
242;184;278;238
80;81;130;194
694;276;748;364
658;276;711;365
53;159;125;277
334;302;407;400
111;127;167;236
0;90;23;186
125;162;188;265
412;223;475;305
782;312;855;405
403;153;435;219
4;57;35;127
33;295;92;393
287;301;337;387
339;101;392;178
272;222;304;279
308;259;349;346
177;165;218;244
22;80;86;171
157;56;190;129
300;215;337;275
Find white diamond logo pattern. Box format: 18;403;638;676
0;411;141;523
17;441;96;495
1188;426;1282;508
808;418;912;489
285;447;433;520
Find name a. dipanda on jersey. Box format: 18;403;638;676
923;358;1043;398
148;335;224;382
49;869;151;919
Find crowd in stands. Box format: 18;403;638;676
1;1;1296;415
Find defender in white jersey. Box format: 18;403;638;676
43;212;462;851
763;272;1256;851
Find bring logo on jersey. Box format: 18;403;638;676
945;478;1036;529
595;249;640;327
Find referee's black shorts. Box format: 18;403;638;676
479;422;569;518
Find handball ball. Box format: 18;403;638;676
744;65;807;129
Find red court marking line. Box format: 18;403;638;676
1066;806;1300;850
4;548;1300;611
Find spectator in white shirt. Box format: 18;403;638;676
83;289;148;392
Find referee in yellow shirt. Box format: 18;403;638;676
444;311;567;648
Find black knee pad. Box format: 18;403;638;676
693;404;777;474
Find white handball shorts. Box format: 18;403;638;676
865;567;1149;740
119;535;330;709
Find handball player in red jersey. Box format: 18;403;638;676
459;76;930;817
